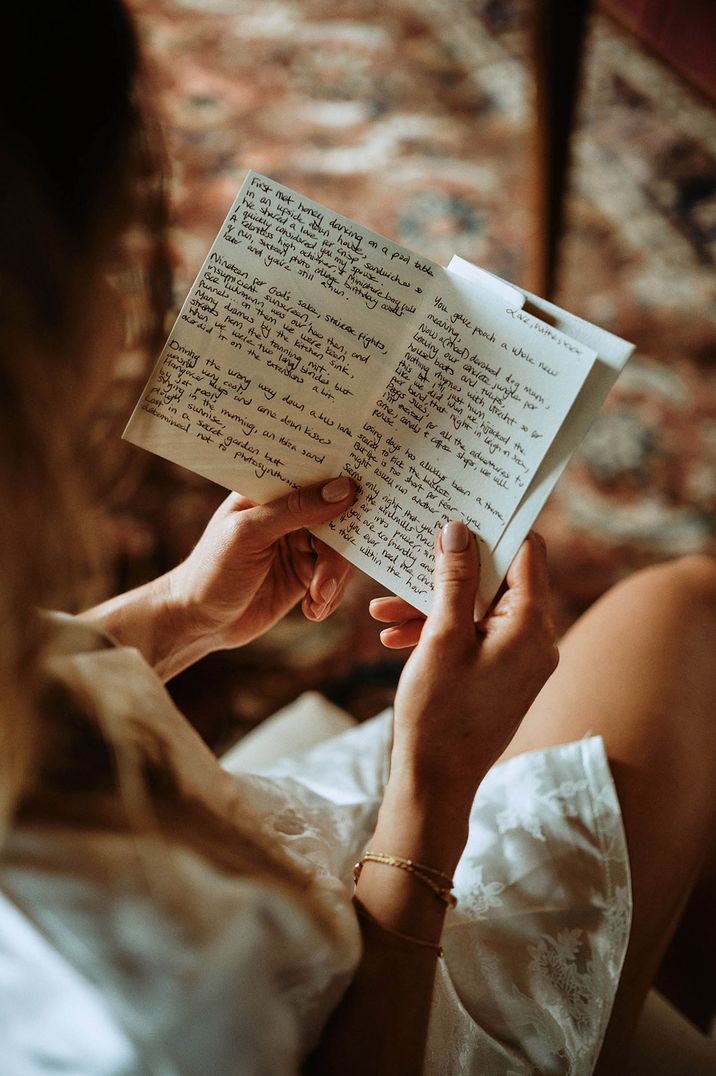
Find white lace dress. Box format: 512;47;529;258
0;624;631;1075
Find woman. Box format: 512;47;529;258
1;3;715;1073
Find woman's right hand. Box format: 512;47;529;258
373;523;559;817
310;525;557;1076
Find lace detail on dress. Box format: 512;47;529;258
601;884;631;979
424;737;631;1075
460;865;506;918
496;764;597;844
526;929;603;1056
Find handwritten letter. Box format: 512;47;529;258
126;172;595;613
126;173;440;500
320;273;594;607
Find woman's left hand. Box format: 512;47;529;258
80;477;356;680
168;477;356;651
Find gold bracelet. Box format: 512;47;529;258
353;852;457;908
353;897;444;958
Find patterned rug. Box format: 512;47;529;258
109;0;716;745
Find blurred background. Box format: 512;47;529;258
102;0;716;750
97;0;715;1032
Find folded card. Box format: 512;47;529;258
125;172;634;613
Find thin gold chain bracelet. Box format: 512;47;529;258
352;897;444;958
353;851;457;908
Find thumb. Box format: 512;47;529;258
425;521;480;641
244;476;356;544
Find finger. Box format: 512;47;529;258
291;529;315;555
244;477;357;546
302;590;321;621
287;544;316;590
307;544;352;611
301;574;350;621
423;521;480;642
486;533;554;646
379;620;425;649
500;531;551;611
308;536;350;572
369;596;424;624
225;492;257;512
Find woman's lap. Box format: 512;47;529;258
242;710;630;1073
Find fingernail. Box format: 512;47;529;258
312;602;327;619
322;477;352;503
441;520;469;553
320;578;337;603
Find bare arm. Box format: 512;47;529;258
306;525;558;1075
307;786;470;1075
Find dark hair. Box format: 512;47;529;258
1;3;171;335
4;6;139;237
0;1;171;823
